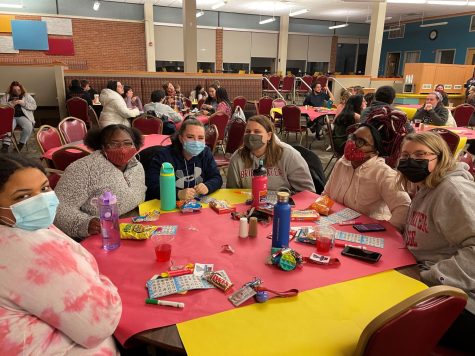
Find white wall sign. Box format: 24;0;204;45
41;17;73;36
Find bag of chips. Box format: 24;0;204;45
307;195;334;216
120;223;159;240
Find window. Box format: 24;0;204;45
306;62;329;75
250;57;275;75
435;49;455;64
198;62;215;73
470;15;475;32
335;43;357;74
388;24;405;39
155;61;184;72
223;63;249;74
404;51;421;65
286;60;306;76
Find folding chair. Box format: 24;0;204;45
282;105;307;145
0;105;20;153
132;115;163;135
453;104;475;127
66;97;92;128
58;117;88;144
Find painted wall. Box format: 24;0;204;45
380;13;475;76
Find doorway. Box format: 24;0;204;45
385;52;401;77
466;48;475;65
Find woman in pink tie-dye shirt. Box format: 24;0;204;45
0;154;122;355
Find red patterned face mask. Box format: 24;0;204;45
344;140;366;161
104;147;137;167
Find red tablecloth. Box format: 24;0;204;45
81;191;416;346
42;134;171;160
418;125;475;140
298;106;337;122
175;115;209;130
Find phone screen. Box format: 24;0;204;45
353;223;386;232
341;246;382;263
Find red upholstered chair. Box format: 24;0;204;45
88;106;100;127
429;128;466;156
132;115;163;135
51;145;90;171
197;98;205;110
58;117;88;144
232;96;247;111
0;105;20;152
215;118;246;171
280;75;295;99
316;75;328;88
297;75;313;98
353;285;467;356
205;124;219;154
263;75;281;96
255;97;274;117
208;112;229;142
453;104;475;127
184;98;192;109
271;98;287;131
36;125;63;155
66;97;92;128
282;105;307;145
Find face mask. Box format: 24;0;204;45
0;191;59;231
183;140;205;156
397;158;431;183
104;147;137;167
244;134;265;151
344;140;366;161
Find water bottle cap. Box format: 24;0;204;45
99;191;117;205
161;162;175;176
277;191;289;203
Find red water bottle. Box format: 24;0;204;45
252;159;267;207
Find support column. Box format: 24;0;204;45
329;35;338;73
144;0;155;72
216;28;223;73
277;15;289;76
365;1;387;77
183;0;197;73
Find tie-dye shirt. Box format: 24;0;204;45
0;225;122;355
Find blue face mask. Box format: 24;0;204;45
0;191;59;231
183;140;205;157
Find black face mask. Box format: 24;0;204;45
397;158;431;183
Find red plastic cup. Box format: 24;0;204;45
315;226;335;254
152;235;174;262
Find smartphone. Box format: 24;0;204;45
341;246;382;263
352;223;386;233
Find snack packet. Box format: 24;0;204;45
119;223;159;240
131;210;160;223
307;195;335;216
209;199;236;214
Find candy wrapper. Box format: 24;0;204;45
307;195;335;216
291;209;320;221
203;271;233;292
209;199;236;214
120;223;159;240
131;210;160;223
177;200;202;213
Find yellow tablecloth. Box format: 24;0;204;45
177;270;426;356
395;105;417;120
138;189;251;215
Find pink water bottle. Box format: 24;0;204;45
252;159;267;207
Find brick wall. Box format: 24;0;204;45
215;28;223;73
0;15;146;71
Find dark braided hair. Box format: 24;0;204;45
0;154;46;193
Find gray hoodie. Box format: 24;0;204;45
226;139;315;193
404;163;475;313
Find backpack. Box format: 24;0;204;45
365;105;408;168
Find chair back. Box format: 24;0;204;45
36;125;63;154
256;97;274;116
51;146;90;171
453;104;475;127
268;75;281;90
208;112;230;141
430;128;466;156
298;75;313;92
280;75;295;92
233;96;247;111
316;75;328;88
282;105;302;131
225;119;246;155
291;145;326;194
205;124;219;153
354;285;467;356
0;105;14;136
66;97;91;127
272;98;287;109
132;115;163;135
138;145;167;173
184;98;192;109
197;98;205;110
58;117;88;144
325;116;340;156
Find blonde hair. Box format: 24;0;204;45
397;131;456;189
239;115;283;168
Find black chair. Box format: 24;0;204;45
137;145;167;173
291;144;326;194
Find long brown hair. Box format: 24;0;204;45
6;81;26;97
239;115;283;168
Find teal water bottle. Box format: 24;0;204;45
160;162;176;211
326;99;333;109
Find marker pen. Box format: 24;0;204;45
338;220;362;226
145;298;185;308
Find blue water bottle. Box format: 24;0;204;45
98;191;120;251
271;192;291;252
160;162;176;211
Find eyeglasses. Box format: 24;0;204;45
400;151;438;160
106;141;134;149
348;134;372;148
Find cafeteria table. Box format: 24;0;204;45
81;190;423;355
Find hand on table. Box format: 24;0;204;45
194;183;209;195
178;188;196;201
88;217;101;236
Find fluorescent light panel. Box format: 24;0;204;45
289;8;309;17
420;21;448;27
196;10;204;18
383;27;401;32
93;1;100;11
0;3;23;8
259;17;276;25
211;1;226;10
329;23;349;29
428;0;467;4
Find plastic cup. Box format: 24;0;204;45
315;226;335;254
94;94;99;103
414;119;421;128
152;235;174;262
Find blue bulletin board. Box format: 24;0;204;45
11;20;48;50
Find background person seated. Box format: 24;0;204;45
189;84;208;102
0;154;121;355
412;91;449;126
323;123;410;232
66;79;92;105
215;87;232;118
201;84;218;115
123;85;143;112
145;118;222;201
434;84;449;106
143;89;182;123
99;80;140;128
226;115;315;193
332;94;366;155
162;81;185;110
54;125;146;240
